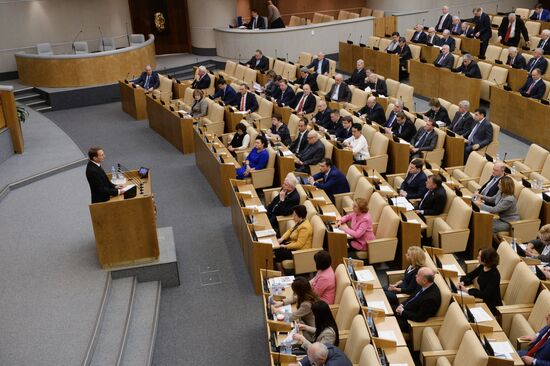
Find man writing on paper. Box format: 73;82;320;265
86;147;125;203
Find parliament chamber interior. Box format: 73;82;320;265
1;0;550;365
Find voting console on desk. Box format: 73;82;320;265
89;170;159;268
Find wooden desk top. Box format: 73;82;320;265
466;303;503;332
383;346;416;365
352;265;382;288
402;211;428;229
437;253;466;277
363;288;394;316
480;331;523;366
373;316;407;347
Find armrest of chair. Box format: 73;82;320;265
385;173;406;188
249;167;275;189
516;338;531;351
439;228;470;247
365;154;388;172
464;259;479;272
445;165;465;174
458;176;480;183
497;304;534;315
409;317;445;351
262;187;281;205
386;269;405;284
334;192;354;213
505;158;523;163
422;350;457;366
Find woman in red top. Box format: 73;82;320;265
336;198;375;251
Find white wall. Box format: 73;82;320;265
0;0;131;74
188;0;236;51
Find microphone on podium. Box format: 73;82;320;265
98;26;105;51
72;27;83;54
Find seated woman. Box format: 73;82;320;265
384;246;424;306
273;277;319;338
310;251;336;305
293;300;339;348
473;176;519;236
526;224;550;262
335;198;375;252
227;122;250;154
190;89;208;119
458;247;502;315
273;205;313;270
235;135;269;179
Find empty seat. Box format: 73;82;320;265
505;188;543;242
433;330;488;366
515;8;531;20
36;43;53;55
342;315;371;363
449;152;487;182
511;143;549;174
365;132;389;173
484;45;503;63
333;286;361;332
101;37;116;51
334;264;351;304
129;34;145;46
480;65;508;101
73;41;89;54
432;197;472;253
508;289;550;348
218;60;237;80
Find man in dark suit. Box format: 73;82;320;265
425;98;451;125
335;116;353;143
245;49;269;72
391;112;416;142
295;131;325;173
359;96;386;125
426;27;440;45
364;73;387;96
506;47;527;69
236;83;258;113
415;174;447;215
273;79;295;106
519;68;547;99
308;159;350;203
448;100;475;136
134;65;160;92
295;67;319;92
411;24;428;44
497;13;530;47
325;74;352;103
324;110;343;136
537;30;550;55
464;108;493;158
531;3;550;21
299;343;352;366
211;79;238;106
385;101;405;128
518;311;550;366
292;84;316;115
450;16;463;35
85;147;122;204
289;118;309;154
191;66;211;89
345;59;366;88
453;53;482;78
433;45;454;69
386;32;401;53
312;100;332;129
266;175;300;234
410;119;438;159
396;37;412;73
399;158;428;199
473;7;492;56
526;48;549;75
438;30;456;52
307;52;330;75
435;6;453;32
246;9;266;29
395;267;441;332
477;162;506;201
267;114;291;146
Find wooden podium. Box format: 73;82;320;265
89;170;159;268
119;81;147;120
460;37;480;57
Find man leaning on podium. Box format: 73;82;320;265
86;147;124;204
134;65;160;92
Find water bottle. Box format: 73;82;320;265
495;154;500;162
539;178;544;190
294;321;300;334
511;164;517;175
347;257;354;274
367;308;374;328
355;286;362;300
511;236;517;251
284;309;290;323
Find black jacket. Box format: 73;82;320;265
246;55;269;72
411;31;428;44
454;61;482;78
474;12;492;42
86;161;118;203
537;38;550;55
345;68;367;88
391;119;416;142
435;14;453;32
135;71;160;89
365;79;388;96
295;73;319;92
400;171;428;199
461;266;502;315
525;56;549;75
417;186;447;215
292;92;317;114
266;188;300;219
297;140;325;167
400;283;441;322
519;78;547;99
506;54;527;69
359;103;386;125
325;82;352;102
425;107;451;125
434;52;454;69
289;130;309;154
437;37;456;52
449;111;475;136
411;129;438;151
314;108;332;129
276;87;295;106
192;73;211;89
497;16;529;47
246;16;266;29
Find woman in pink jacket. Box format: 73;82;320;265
336;197;375;251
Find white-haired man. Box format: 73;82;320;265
191;65;211;89
289;342;352;366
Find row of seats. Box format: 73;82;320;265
288;8;385;27
36;34;145;55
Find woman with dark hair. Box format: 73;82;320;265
293;301;339;347
310;251;336;304
458;247;502;314
273;205;313;269
227;122;250;153
235;135;269;179
273;277;319;334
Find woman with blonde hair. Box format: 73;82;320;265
384;246;425;305
526;224;550;262
336;197;375;251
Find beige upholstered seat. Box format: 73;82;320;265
385;78;400;98
378;38;391;51
422;127;445;167
250;96;274;129
282;63;298;82
218;60;237;80
499;47;510;63
409;44;421;60
366;36;380;49
201;102;225;135
358;344;379;366
152;75;173;103
309;138;334;175
281;215;326;273
515;8;531;20
477;62;492;80
333;286;360;332
508;289;550;347
296;52;313;66
424;184;457;238
484;45;503;63
366;192;388;232
361;123;377;146
356;205;399;263
272;59;285;75
338;176;374;214
529;154;550;184
476;122;499;156
288;16;305;27
450;152;487;182
287;114;300;140
512;144;549;174
342;315;371;363
432;197;472;253
334;264;351;304
317;75;335;99
480;66;508;101
328;59;337;77
467;161;494;192
365;132;389;173
506;188;543;241
434;330;488;366
361;8;373;17
337;10;349;20
345;165;364;192
525;21;541;36
394;83;415;111
176;87;195;111
311;13;325;24
372;9;384;18
405;29;415;42
346;88;369;111
242;68;258;85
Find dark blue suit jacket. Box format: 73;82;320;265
437;37;456;52
400;171;428;199
236;92;258;112
135;71;160;89
299;344;352;366
212;85;238;106
465;119;493;149
526;57;549;75
192;73;211;89
519;78;547;99
313;167;350;203
522;326;550;366
411;31;428;44
306;59;330;74
531;9;550;21
276;87;295;106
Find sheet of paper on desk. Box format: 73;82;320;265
489;341;515;356
377;330;398;342
282;150;293;156
268;276;295;289
240;190;253;196
442;264;459;273
407;219;419;223
368;301;388;312
121;184;135;193
323;211;337;217
469;307;492;322
258;237;276;246
246;204;267;213
355;269;375;282
256;229;277;238
379;185;394;192
332;227;353;239
391;197;415;211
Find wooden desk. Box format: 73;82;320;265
388;138;410;174
444;134;466;167
339;42;355;74
346;261;382;288
119;81;147;120
173;79;193;100
409;61;439;99
466;303;502;332
364;48;400;81
398;211;426;268
363;288;394;316
333;146;354;174
146;95;195;154
224;108;247;132
507;68;528;92
89;170;159;268
460;37;481;57
469;211;494;259
372;316;407;347
480;332;523;366
420;45;441;63
382;346;416;365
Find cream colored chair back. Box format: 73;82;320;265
437;98;451;111
452;330;489;366
527;289;550;330
477;62;492;80
492;15;504;27
287;114;300;139
334;264;351;304
517;188;543;221
441;184;457;215
352;177;375;203
288;16;302;27
324;77;335;93
183;87;194;107
367;36;380;49
224;60;237;76
273;59;285;75
317;74;329;92
524;53;534;65
375;205;400;238
328;59;336;77
312;12;325;24
310;215;326;249
438;302;471;350
349;88;368;108
503;261;539;305
499;47;510;63
526;21;541;36
243;68;258;84
515;8;530;20
524;144;550;171
297;52;313;66
370;132;389;158
335;286;360;330
496;241;521;282
378;38;391;51
346;165;364;192
406;29;415;42
344;315;371;363
396;84;414;110
477;161;494;187
233;64;247;82
246;126;258;148
386;78;400;97
283;63;298;81
362;123;377;146
358;344;379;366
257;97;274;118
485;45;503;62
488;66;508;85
337;10;349;20
434;273;451;317
445;197;472;230
463;152;487;178
409;44;421;60
347;12;359;19
321;138;333;159
368;192;388;224
447;104;459;121
539;154;550;179
361;8;373;17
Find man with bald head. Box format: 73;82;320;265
325;74;352;103
395;266;441;332
135;64;159;92
477;162;506;202
290;342;352;366
307;52;330;75
358;96;386;125
435;5;453;32
434;45;454;69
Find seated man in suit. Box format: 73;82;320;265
453;53;482;78
289;118;309;154
461;22;475;37
364;73;388;96
266;174;301;234
538;30;550;55
307;52;330;76
410;119;438;159
295;67;319;92
497;13;529;47
395;266;441;332
359;96;386;125
292;84;317;116
335;116;353;143
506;47;527;69
531;3;550;21
311;100;332;129
519;68;547;99
433;45;454;69
267;113;291;146
396;37;413;73
292;342;352;366
385;100;405;128
390;112;416;142
464;108;493;158
236;83;259;113
450;16;463;35
399;158;428;199
438;30;456;52
307;159;350;203
86;147;123;203
386;32;401;53
191;66;211;89
246;9;266;29
273;79;295;106
265;74;282;99
414;174;446;215
325;74;352;103
425;98;451;125
448;100;475;136
345;59;366;88
518;310;550;366
322;110;343;136
476;162;506;204
210;79;239;106
426;27;440;45
526;48;549;75
411;24;428;44
295;131;325;173
435;6;453;32
245;49;269;72
134;64;160;92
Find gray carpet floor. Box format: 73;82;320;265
46;102;270;365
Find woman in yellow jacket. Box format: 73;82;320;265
274;205;313;269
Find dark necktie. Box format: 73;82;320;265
481;176;497;195
415;131;428;147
